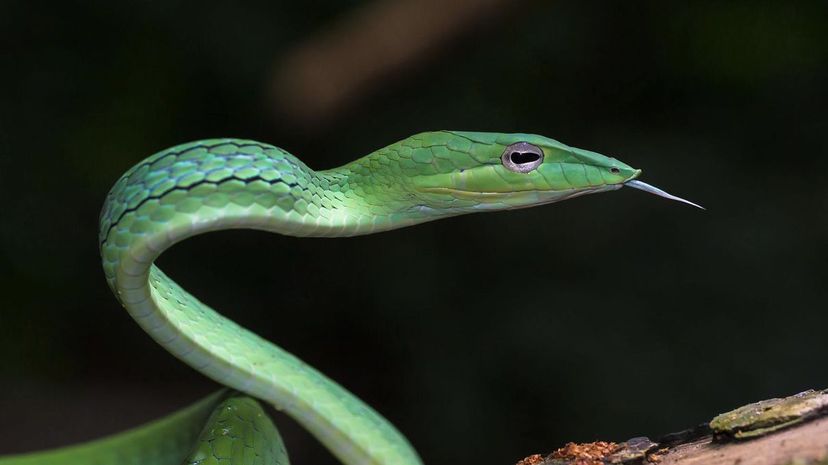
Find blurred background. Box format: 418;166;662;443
1;1;827;464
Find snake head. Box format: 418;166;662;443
408;131;641;212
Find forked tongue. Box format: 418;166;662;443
625;180;705;210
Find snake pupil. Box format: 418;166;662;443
511;151;540;165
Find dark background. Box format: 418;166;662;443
1;1;827;464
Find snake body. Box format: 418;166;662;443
1;131;645;465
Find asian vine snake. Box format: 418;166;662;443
0;131;700;465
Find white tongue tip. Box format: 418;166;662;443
625;180;705;210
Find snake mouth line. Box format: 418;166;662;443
420;185;622;197
420;184;623;193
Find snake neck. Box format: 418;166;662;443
100;139;443;252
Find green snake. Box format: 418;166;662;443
0;131;700;465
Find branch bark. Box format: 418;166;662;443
519;389;828;465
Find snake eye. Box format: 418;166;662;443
501;142;544;173
610;167;620;174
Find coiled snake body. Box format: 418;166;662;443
0;131;699;465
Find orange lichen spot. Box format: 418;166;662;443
515;453;544;465
549;441;619;465
647;448;669;463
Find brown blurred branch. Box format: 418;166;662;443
268;0;516;127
